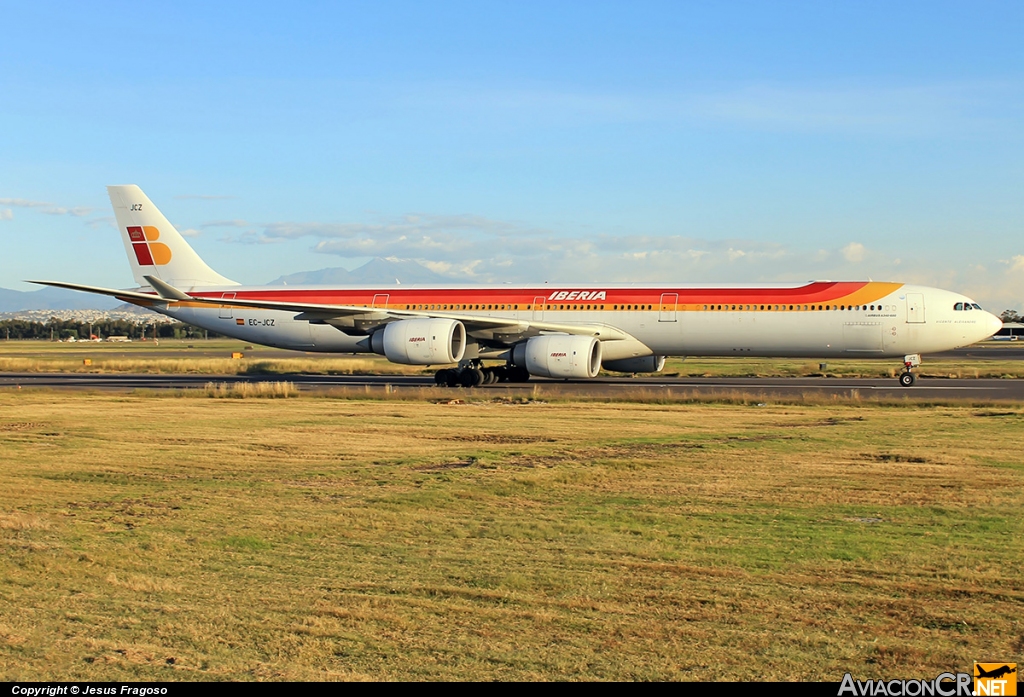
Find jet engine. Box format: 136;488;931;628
371;318;466;365
512;335;602;379
602;355;666;373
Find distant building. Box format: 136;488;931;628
993;322;1024;340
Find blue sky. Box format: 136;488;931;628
2;1;1022;309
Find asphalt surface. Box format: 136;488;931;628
2;372;1022;401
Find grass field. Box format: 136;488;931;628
1;338;1024;379
1;390;1022;680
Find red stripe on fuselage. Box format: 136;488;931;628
189;282;874;307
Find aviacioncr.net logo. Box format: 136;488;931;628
838;672;973;696
974;663;1017;696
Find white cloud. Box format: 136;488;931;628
0;198;50;208
211;209;1022;310
202;219;251;228
85;216;117;229
180;228;201;238
0;209;12;221
955;257;1024;313
841;242;866;263
0;197;92;217
40;206;92;217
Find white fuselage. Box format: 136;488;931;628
154;283;1000;361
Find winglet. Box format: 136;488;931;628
144;275;192;301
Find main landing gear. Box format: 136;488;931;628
434;362;530;388
899;354;921;387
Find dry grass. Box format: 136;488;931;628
0;356;432;376
202;381;298;398
0;392;1022;681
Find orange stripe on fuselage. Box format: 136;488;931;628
188;281;903;310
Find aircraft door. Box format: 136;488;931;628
906;293;925;323
532;296;546;321
659;293;678;322
372;294;390;310
219;292;236;319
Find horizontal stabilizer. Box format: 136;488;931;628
143;275;192;301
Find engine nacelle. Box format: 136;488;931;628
371;319;466;365
512;335;602;379
602;355;666;373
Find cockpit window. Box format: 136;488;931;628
964;303;973;311
954;302;963;311
971;303;983;310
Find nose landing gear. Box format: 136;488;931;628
899;354;921;387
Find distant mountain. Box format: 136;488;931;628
0;286;122;312
269;257;458;286
268;267;355;285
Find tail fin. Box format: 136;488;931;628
108;185;238;289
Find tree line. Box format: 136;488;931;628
0;319;224;340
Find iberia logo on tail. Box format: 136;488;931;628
127;226;172;266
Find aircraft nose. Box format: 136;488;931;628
984;312;1003;339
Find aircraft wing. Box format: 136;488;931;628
28;280;174;305
181;291;631;341
31;278;632;342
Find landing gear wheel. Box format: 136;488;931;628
434;369;450;387
460;368;485;388
482;369;498;385
899;372;916;387
509;366;531;383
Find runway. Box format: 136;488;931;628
2;372;1022;401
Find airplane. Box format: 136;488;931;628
32;185;1003;388
975;665;1016;680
